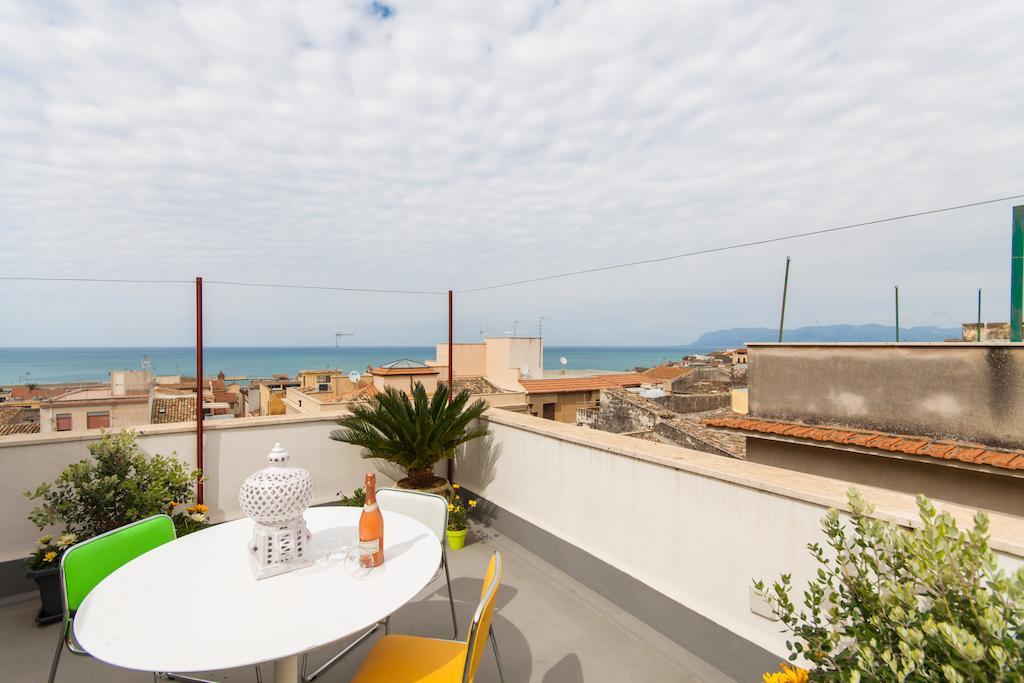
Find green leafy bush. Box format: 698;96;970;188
25;430;202;540
755;488;1024;681
338;487;366;507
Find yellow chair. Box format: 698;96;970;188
352;551;506;683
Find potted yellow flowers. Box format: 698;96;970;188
762;663;808;682
25;532;77;625
446;484;477;550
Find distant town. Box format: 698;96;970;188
1;321;1010;466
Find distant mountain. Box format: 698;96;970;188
692;324;961;347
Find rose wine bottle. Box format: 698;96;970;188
359;472;384;567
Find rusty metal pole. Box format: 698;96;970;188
977;288;983;342
447;290;454;482
777;256;791;342
895;285;900;342
195;276;205;504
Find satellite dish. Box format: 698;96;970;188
520;366;529;377
560;356;568;366
348;371;361;384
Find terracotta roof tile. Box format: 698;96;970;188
0;423;40;436
976;450;1021;469
150;394;196;424
590;373;650;387
917;443;957;458
642;365;694;381
702;416;1024;474
947;446;987;464
519;378;616;394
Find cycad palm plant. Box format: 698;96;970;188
330;382;489;489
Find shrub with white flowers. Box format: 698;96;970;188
755;488;1024;682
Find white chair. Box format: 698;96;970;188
301;488;457;682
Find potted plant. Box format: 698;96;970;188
330;382;489;494
25;532;78;624
445;484;476;550
24;429;205;622
755;489;1024;679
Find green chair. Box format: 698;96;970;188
47;514;261;683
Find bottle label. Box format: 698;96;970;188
360;538;380;553
363;502;378;512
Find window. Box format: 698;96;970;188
86;411;110;429
55;414;72;431
317;383;329;392
542;403;556;420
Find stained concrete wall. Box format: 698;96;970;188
748;343;1024;449
747;437;1024;517
653;393;730;414
595;390;660;433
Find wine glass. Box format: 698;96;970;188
344;545;375;578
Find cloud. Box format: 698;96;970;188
1;0;1023;346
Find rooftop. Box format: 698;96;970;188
0;516;732;683
372;359;440;376
705;415;1024;473
150;394;196;424
519;377;616;394
642;365;694;381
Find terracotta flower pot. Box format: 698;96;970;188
27;566;63;625
446;527;467;550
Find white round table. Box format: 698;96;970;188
73;507;441;682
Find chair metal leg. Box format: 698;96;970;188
303;622;383;682
442;550;459;639
384;615;391;635
255;664;262;683
489;628;506;683
47;620;68;683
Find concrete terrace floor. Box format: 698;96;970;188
1;522;734;683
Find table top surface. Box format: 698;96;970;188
73;507;441;672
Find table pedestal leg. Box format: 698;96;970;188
273;654;300;683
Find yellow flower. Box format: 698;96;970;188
762;664;809;683
37;535;53;546
195;504;208;514
451;483;460;489
56;533;78;549
448;504;455;511
468;499;477;507
43;551;57;563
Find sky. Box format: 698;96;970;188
2;0;1023;347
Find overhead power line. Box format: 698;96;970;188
4;192;1022;295
204;279;445;295
0;276;443;295
0;276;192;284
456;193;1024;293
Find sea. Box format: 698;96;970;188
0;346;717;385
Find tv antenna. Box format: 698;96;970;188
539;316;551;338
334;332;353;371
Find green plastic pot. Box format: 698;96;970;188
446;527;467;550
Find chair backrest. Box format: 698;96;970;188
376;487;448;544
61;514;176;614
462;551;502;683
